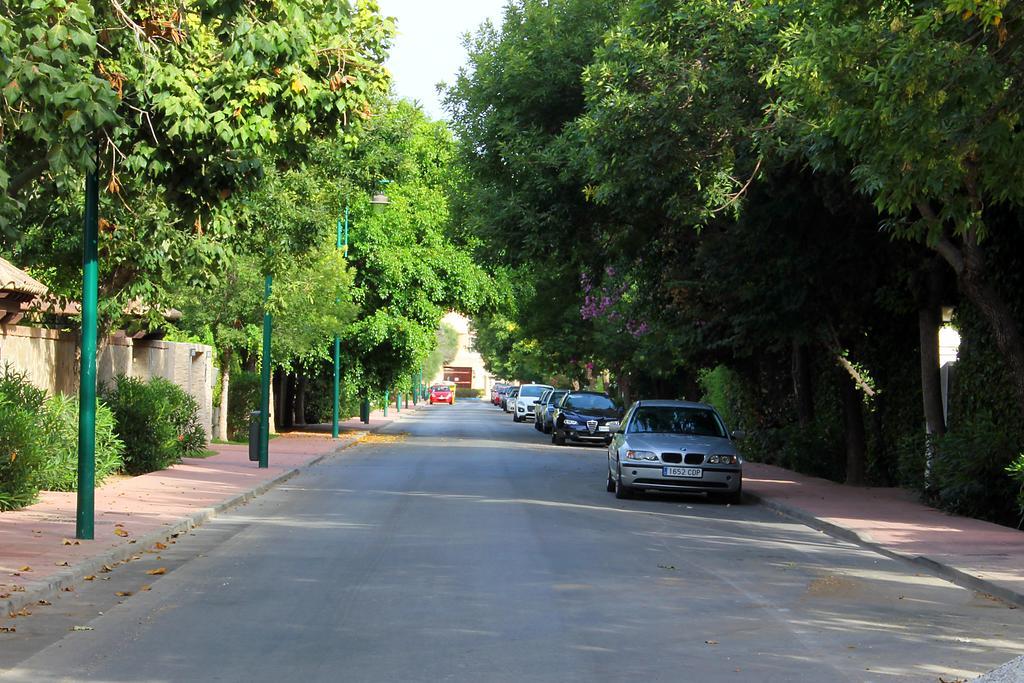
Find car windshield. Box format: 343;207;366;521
564;394;616;411
431;385;449;392
519;385;551;398
628;406;726;437
538;390;552;403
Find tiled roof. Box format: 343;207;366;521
0;256;48;297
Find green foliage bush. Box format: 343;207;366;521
1006;454;1024;529
455;387;484;398
36;394;124;492
932;414;1019;525
104;376;206;475
0;364;46;509
227;371;261;441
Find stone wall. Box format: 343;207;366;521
0;324;214;437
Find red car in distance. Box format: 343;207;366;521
429;384;454;405
491;384;510;405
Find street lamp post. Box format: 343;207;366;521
332;205;348;439
333;189;386;432
258;273;273;468
75;150;99;540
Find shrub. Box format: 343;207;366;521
148;378;206;457
0;365;45;510
0;395;45;510
227;371;261;441
36;394;124;492
455;387;483;398
932;414;1019;525
0;362;45;411
1006;454;1024;529
104;376;206;475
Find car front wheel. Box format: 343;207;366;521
606;470;616;492
553;429;566;446
614;468;633;499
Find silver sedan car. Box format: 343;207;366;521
606;400;743;503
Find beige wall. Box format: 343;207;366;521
430;312;494;393
0;324;214;437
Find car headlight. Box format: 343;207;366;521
624;450;658;462
709;454;738;465
606;421;620;430
563;419;578;425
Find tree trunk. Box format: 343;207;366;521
840;374;867;486
792;340;815;426
277;371;291;430
216;349;231;441
919;307;946;439
918;258;947;488
294;374;307;426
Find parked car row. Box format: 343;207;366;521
491;384;743;504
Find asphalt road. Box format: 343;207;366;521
3;400;1024;682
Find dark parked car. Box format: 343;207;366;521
535;388;568;434
551;391;623;446
502;386;519;413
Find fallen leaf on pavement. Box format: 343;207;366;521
10;586;24;592
62;538;80;546
140;585;151;592
114;591;132;597
153;542;167;550
100;565;113;573
71;625;93;632
705;640;718;645
18;566;31;572
61;587;74;592
113;528;129;537
55;561;69;566
83;575;96;581
0;626;15;633
146;568;167;576
657;564;676;570
9;608;31;618
37;600;51;606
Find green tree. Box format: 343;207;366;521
768;0;1024;412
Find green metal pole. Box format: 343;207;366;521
332;336;340;438
258;274;273;468
331;205;350;438
383;391;389;417
75;154;99;540
332;206;345;439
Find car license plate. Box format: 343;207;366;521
663;467;702;479
598;426;609;432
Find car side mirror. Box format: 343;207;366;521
731;429;746;441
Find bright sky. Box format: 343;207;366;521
376;0;508;121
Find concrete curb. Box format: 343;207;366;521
745;491;1024;609
2;407;422;617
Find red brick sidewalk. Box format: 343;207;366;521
745;461;1024;606
0;406;417;615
